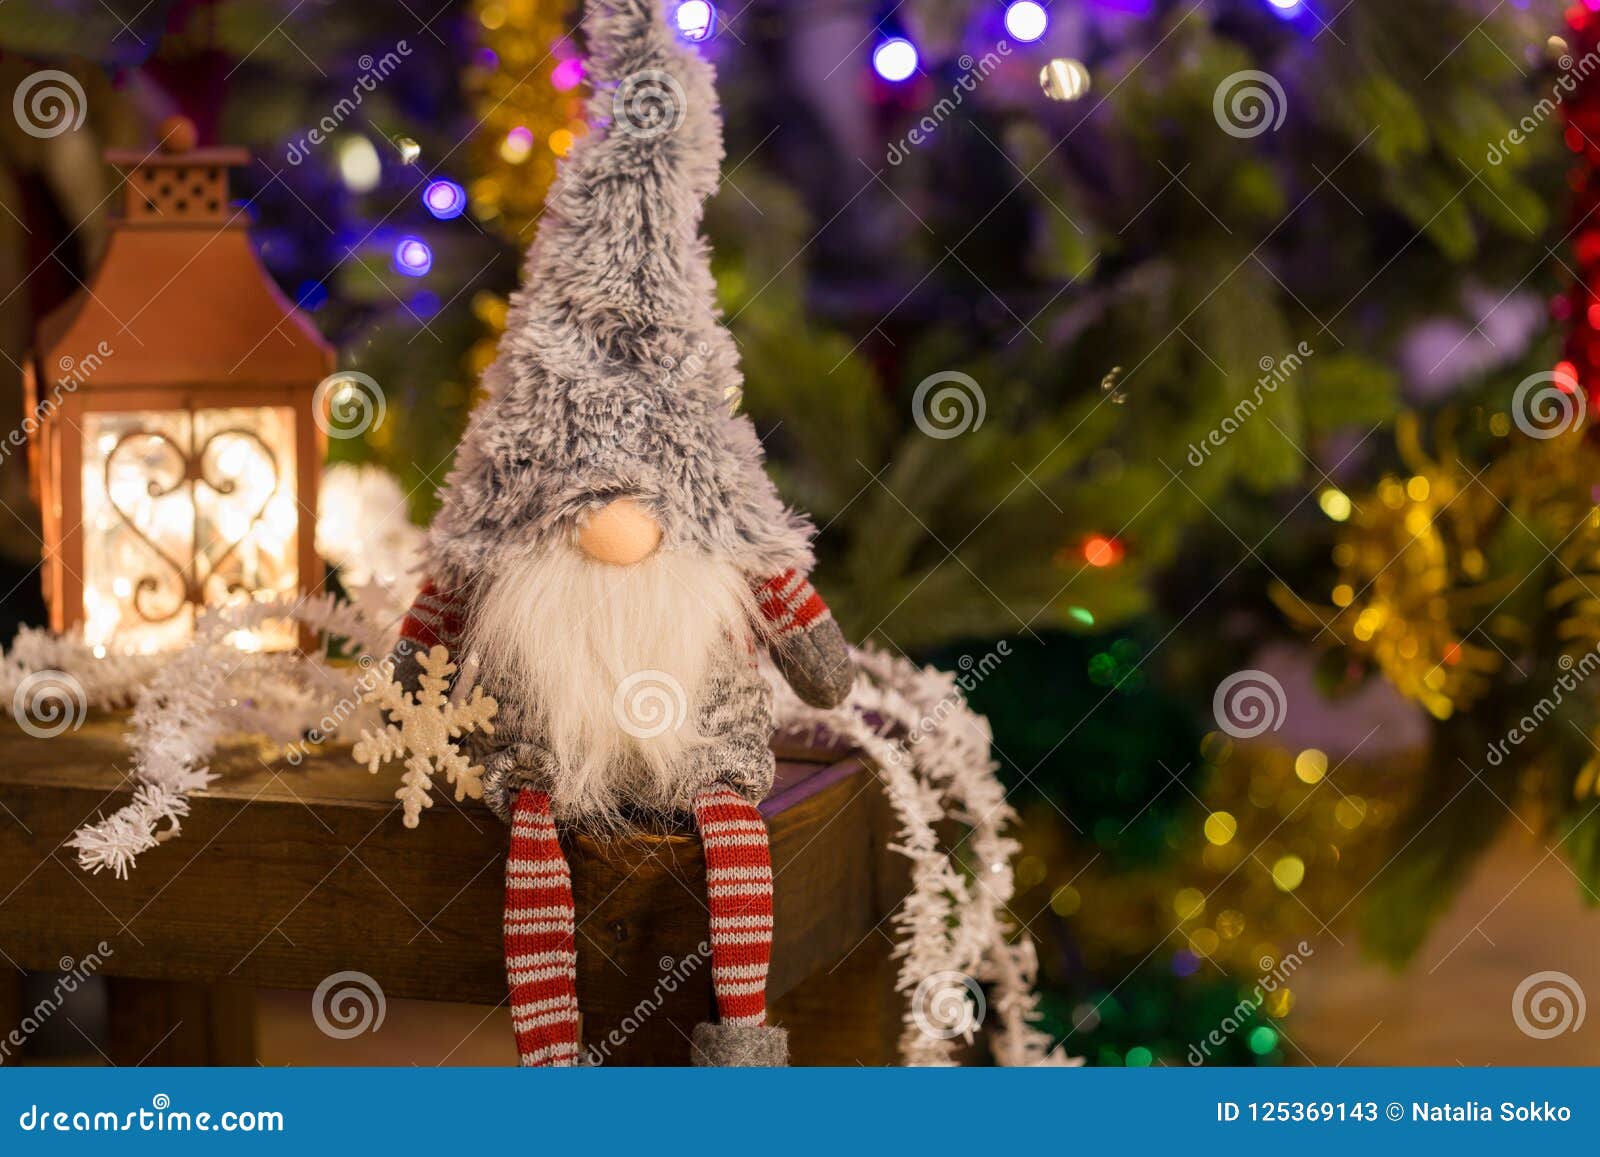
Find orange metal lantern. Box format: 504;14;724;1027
23;118;333;653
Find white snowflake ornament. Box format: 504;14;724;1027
353;645;498;827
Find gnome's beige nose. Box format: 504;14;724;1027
577;499;661;566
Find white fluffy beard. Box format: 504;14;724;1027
463;544;757;822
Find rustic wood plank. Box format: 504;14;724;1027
105;978;257;1066
0;967;19;1066
0;713;892;1065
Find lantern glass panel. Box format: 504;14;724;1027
81;406;301;653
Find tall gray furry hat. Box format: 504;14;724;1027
425;0;816;589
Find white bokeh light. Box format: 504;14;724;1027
1004;1;1049;44
674;0;715;41
872;37;919;83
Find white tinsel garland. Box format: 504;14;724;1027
42;590;399;878
769;647;1076;1067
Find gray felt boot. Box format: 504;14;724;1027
690;1022;789;1067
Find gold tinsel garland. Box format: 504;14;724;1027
464;0;588;388
1025;736;1416;1009
467;0;586;241
1275;409;1600;801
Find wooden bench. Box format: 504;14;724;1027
0;716;902;1065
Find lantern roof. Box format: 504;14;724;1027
34;117;332;390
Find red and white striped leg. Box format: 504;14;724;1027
693;785;774;1028
504;787;580;1066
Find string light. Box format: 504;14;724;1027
1083;534;1124;567
551;57;584;91
1040;58;1091;101
1004;1;1049;43
500;125;534;164
393;237;433;276
674;0;716;42
1264;0;1304;16
872;37;919;83
423;179;467;219
336;136;381;193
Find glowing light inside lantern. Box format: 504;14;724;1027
393;237;433;276
674;0;715;41
1004;1;1049;42
423;179;467;219
81;409;300;653
872;37;919;83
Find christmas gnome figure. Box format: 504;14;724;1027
392;0;854;1067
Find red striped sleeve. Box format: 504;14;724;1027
399;579;467;651
753;569;832;639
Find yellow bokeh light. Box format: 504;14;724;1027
549;128;575;156
1319;488;1352;521
1406;475;1430;502
499;133;533;164
1334;797;1368;829
1204;810;1238;845
1293;749;1327;784
1051;885;1081;916
1271;855;1306;892
1174;887;1206;921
